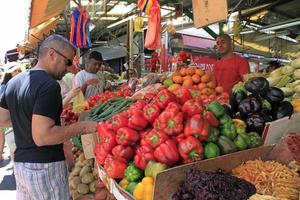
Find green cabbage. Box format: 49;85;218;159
293;69;300;80
269;68;282;77
291;58;300;69
280;87;294;97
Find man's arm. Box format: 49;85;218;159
0;107;12;128
32;114;97;146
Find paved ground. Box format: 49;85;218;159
0;144;16;200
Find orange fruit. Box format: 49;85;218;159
201;74;211;83
172;75;183;84
168;84;181;91
172;72;181;78
186;67;195;76
182;78;193;87
195;68;205;76
183;75;192;81
202;88;213;95
215;86;224;94
180;68;187;76
198;83;207;90
207;81;216;89
192;74;201;84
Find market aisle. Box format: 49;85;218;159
0;144;16;200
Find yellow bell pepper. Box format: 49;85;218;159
294;105;300;113
292;99;300;107
232;119;246;128
133;177;154;200
119;177;129;189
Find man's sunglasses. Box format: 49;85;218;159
50;48;73;66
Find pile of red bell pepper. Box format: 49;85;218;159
94;88;221;179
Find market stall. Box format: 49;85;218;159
3;0;300;200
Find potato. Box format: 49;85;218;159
79;165;91;177
92;167;98;177
79;153;86;162
89;180;96;193
87;159;94;166
77;183;89;194
81;173;94;184
73;166;82;176
70;176;81;189
71;190;82;200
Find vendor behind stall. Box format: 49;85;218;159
214;34;250;93
74;51;105;98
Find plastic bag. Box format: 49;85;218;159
72;91;88;113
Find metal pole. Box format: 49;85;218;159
128;19;134;70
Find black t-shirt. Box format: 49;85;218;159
0;70;65;163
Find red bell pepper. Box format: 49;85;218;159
144;92;156;103
175;133;185;143
158;111;184;136
145;129;169;149
104;155;128;179
182;99;203;118
111;114;128;131
184;114;204;137
165;102;181;113
173;87;192;105
116;127;140;146
154;139;180;166
204;111;220;128
128;110;149;131
130;100;147;110
112;145;134;161
143;103;161;123
155;89;178;109
94;144;109;165
153;119;161;130
134;145;155;170
188;88;202;99
178;136;203;163
199;118;211;141
99;130;117;152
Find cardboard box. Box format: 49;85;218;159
262;113;300;145
97;145;274;200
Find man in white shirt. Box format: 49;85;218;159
74;51;105;98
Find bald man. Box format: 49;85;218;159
0;34;97;199
214;34;250;93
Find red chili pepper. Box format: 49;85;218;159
184;114;204;137
178;136;203;163
112;145;134;162
104;155;128;179
158;111;184;136
116;127;140;146
111;114;128;131
145;129;169;149
143;103;161;123
154;139;180;166
204;111;220;128
173;87;193;105
128;110;149;131
94;144;109;165
165;102;181;113
155;89;178;109
182;99;203;118
134;145;155;170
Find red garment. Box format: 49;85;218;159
214;54;249;93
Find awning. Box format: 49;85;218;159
91;45;128;61
29;0;67;29
182;35;215;49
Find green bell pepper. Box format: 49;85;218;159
234;134;248;150
221;123;237;140
206;100;225;118
217;136;237;154
247;132;262;148
126;182;138;194
204;142;220;159
220;114;232;125
144;161;168;178
206;128;220;143
125;162;144;182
